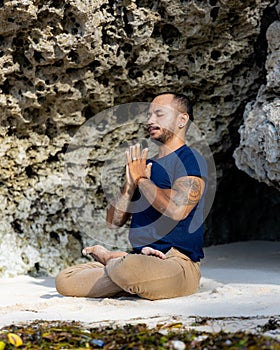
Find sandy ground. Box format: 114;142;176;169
1;241;280;333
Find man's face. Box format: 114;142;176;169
147;94;178;144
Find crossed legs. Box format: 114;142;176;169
55;246;201;300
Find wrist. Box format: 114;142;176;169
123;181;136;195
134;175;149;187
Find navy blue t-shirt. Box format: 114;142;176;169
129;145;208;262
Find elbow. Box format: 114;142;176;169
106;216;125;229
106;221;122;229
106;221;115;229
169;213;187;222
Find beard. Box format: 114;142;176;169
150;128;175;145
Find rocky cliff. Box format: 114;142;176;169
0;0;279;277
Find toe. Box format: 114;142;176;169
82;247;91;255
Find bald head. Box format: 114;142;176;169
153;92;193;122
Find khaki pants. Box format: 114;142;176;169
55;248;201;300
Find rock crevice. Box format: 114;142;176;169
0;0;279;276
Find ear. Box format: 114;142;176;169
178;113;189;128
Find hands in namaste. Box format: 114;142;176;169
125;143;152;187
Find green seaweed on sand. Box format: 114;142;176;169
0;320;279;349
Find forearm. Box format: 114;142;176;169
106;182;134;228
138;177;202;221
138;178;176;218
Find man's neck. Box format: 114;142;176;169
158;137;185;158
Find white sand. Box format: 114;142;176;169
1;241;280;333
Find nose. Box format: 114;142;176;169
147;112;156;125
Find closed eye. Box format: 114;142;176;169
147;108;166;119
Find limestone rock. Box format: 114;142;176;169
234;19;280;190
0;0;277;276
234;97;280;189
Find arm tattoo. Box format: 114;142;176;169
173;177;202;207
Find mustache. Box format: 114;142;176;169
142;124;160;132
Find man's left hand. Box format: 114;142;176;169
126;143;152;186
141;247;166;259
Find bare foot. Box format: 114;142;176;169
141;247;166;259
82;245;127;265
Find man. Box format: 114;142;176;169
56;92;207;300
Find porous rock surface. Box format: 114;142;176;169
0;0;278;276
234;17;280;190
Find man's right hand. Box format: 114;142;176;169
125;163;135;190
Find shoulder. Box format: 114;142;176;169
175;145;208;179
175;145;204;165
176;145;203;160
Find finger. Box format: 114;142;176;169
130;145;136;160
125;164;133;184
153;249;166;259
158;252;166;259
82;247;90;256
141;147;148;160
136;143;141;159
125;164;130;177
141;247;151;255
125;150;131;164
145;162;152;178
82;248;87;255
